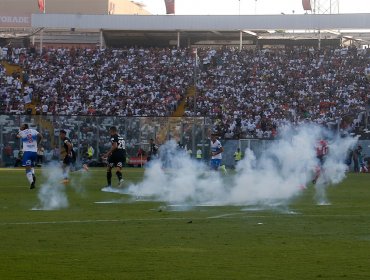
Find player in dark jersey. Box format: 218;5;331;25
102;126;126;189
60;129;77;183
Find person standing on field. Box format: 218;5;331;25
233;147;242;167
210;133;224;171
17;123;43;189
37;145;45;165
196;147;202;161
102;126;126;189
312;139;329;184
60;129;76;184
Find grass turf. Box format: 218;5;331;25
0;168;369;279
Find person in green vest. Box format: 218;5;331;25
196;147;202;161
233;148;243;167
87;144;94;160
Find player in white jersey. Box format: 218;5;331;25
210;134;224;171
16;124;43;189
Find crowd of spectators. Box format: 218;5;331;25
0;60;26;114
1;44;370;139
185;46;370;138
1;46;193;116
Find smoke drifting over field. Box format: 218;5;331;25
32;162;89;210
33;162;69;210
127;124;357;207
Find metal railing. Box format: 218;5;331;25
0;114;212;167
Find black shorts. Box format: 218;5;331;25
63;155;76;166
317;155;326;166
108;152;126;168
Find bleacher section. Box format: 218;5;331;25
172;86;196;117
1;46;369;140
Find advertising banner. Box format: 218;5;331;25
0;13;31;27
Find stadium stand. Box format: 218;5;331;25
185;46;370;138
1;45;369;141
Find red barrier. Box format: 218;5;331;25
128;156;147;166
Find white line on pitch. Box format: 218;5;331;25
0;217;198;226
0;213;365;226
207;213;243;219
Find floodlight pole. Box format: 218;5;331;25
366;101;370;129
192;122;196;158
193;48;198;116
99;29;104;50
77;122;81;163
254;0;257;15
239;31;242;51
0;124;3;165
201;117;206;162
96;124;100;161
40;30;43;55
39;1;46;55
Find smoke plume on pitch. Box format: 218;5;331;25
127;124;356;207
313;133;357;204
33;162;68;210
128;141;228;204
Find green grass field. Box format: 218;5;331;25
0;167;370;280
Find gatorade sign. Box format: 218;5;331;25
0;14;31;27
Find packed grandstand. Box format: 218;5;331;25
1;45;369;140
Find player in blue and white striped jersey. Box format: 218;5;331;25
210;134;224;171
16;124;43;189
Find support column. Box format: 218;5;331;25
0;124;3;166
100;29;105;50
239;30;243;51
40;29;44;55
201;117;205;162
192;122;196;158
96;123;100;161
77;122;81;163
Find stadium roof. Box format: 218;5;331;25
32;13;370;30
4;13;370;47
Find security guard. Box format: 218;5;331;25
234;148;242;166
196;147;202;160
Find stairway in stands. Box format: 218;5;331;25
1;60;55;147
143;86;197;144
1;60;22;76
172;86;196;117
1;60;35;114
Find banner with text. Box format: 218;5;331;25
0;13;31;27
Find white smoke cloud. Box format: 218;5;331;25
129;141;228;204
122;124;357;208
33;162;69;210
313;133;357;205
69;164;90;195
32;162;91;210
